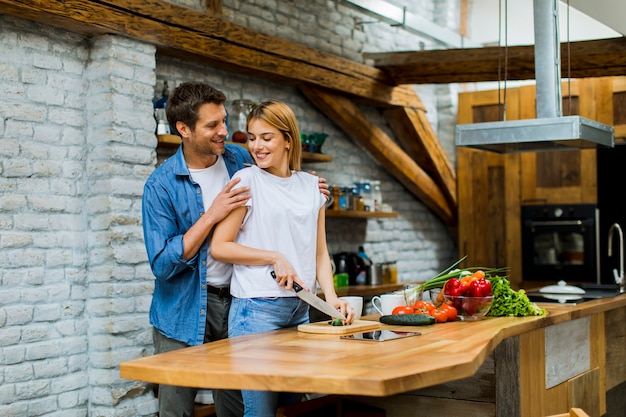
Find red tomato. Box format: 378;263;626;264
392;306;414;315
440;303;458;321
431;308;448;323
413;300;435;315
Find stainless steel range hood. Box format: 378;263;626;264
455;0;614;153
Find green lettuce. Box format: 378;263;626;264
486;276;546;317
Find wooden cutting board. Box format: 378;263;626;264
297;319;381;334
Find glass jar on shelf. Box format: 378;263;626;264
230;99;254;143
356;179;373;211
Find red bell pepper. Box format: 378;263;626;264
467;278;493;297
443;278;463;296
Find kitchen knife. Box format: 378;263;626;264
271;271;346;320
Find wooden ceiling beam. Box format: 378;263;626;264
0;0;418;108
383;106;457;213
365;37;626;84
300;85;457;228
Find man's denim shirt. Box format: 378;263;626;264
142;144;253;346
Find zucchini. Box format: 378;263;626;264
379;314;435;326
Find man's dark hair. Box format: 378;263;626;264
166;82;227;136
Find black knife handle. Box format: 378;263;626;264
271;271;303;292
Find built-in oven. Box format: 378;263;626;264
521;204;599;283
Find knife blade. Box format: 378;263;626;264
271;271;346;320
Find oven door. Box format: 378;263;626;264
522;217;598;282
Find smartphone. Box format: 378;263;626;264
340;330;421;342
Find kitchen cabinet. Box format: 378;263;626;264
612;77;626;142
517;81;598;206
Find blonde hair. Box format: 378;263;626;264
247;100;302;171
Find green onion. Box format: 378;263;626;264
411;256;510;295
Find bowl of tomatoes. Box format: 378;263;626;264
441;272;494;320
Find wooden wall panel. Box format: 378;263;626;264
457;89;523;286
519;328;546;417
605;306;626;391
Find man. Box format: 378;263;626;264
142;81;251;417
142;82;328;417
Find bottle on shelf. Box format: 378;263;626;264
356;246;372;285
387;261;398;284
371;180;382;211
357;179;373;211
341;186;355;210
230;99;254;143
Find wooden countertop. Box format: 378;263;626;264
119;294;626;397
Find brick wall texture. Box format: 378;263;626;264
0;0;460;415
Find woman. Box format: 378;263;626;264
211;100;354;417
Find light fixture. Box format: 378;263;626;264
455;0;614;153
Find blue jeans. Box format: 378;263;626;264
228;297;309;417
153;292;243;417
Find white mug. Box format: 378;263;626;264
371;293;406;315
340;296;363;320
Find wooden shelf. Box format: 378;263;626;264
317;282;417;300
302;152;333;163
333;283;407;297
325;209;397;219
157;134;181;148
228;143;332;163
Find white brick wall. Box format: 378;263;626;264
0;16;158;417
0;0;460;415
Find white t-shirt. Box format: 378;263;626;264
188;156;232;287
229;165;326;298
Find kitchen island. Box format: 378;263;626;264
120;295;626;417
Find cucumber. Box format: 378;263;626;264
379;314;435;326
